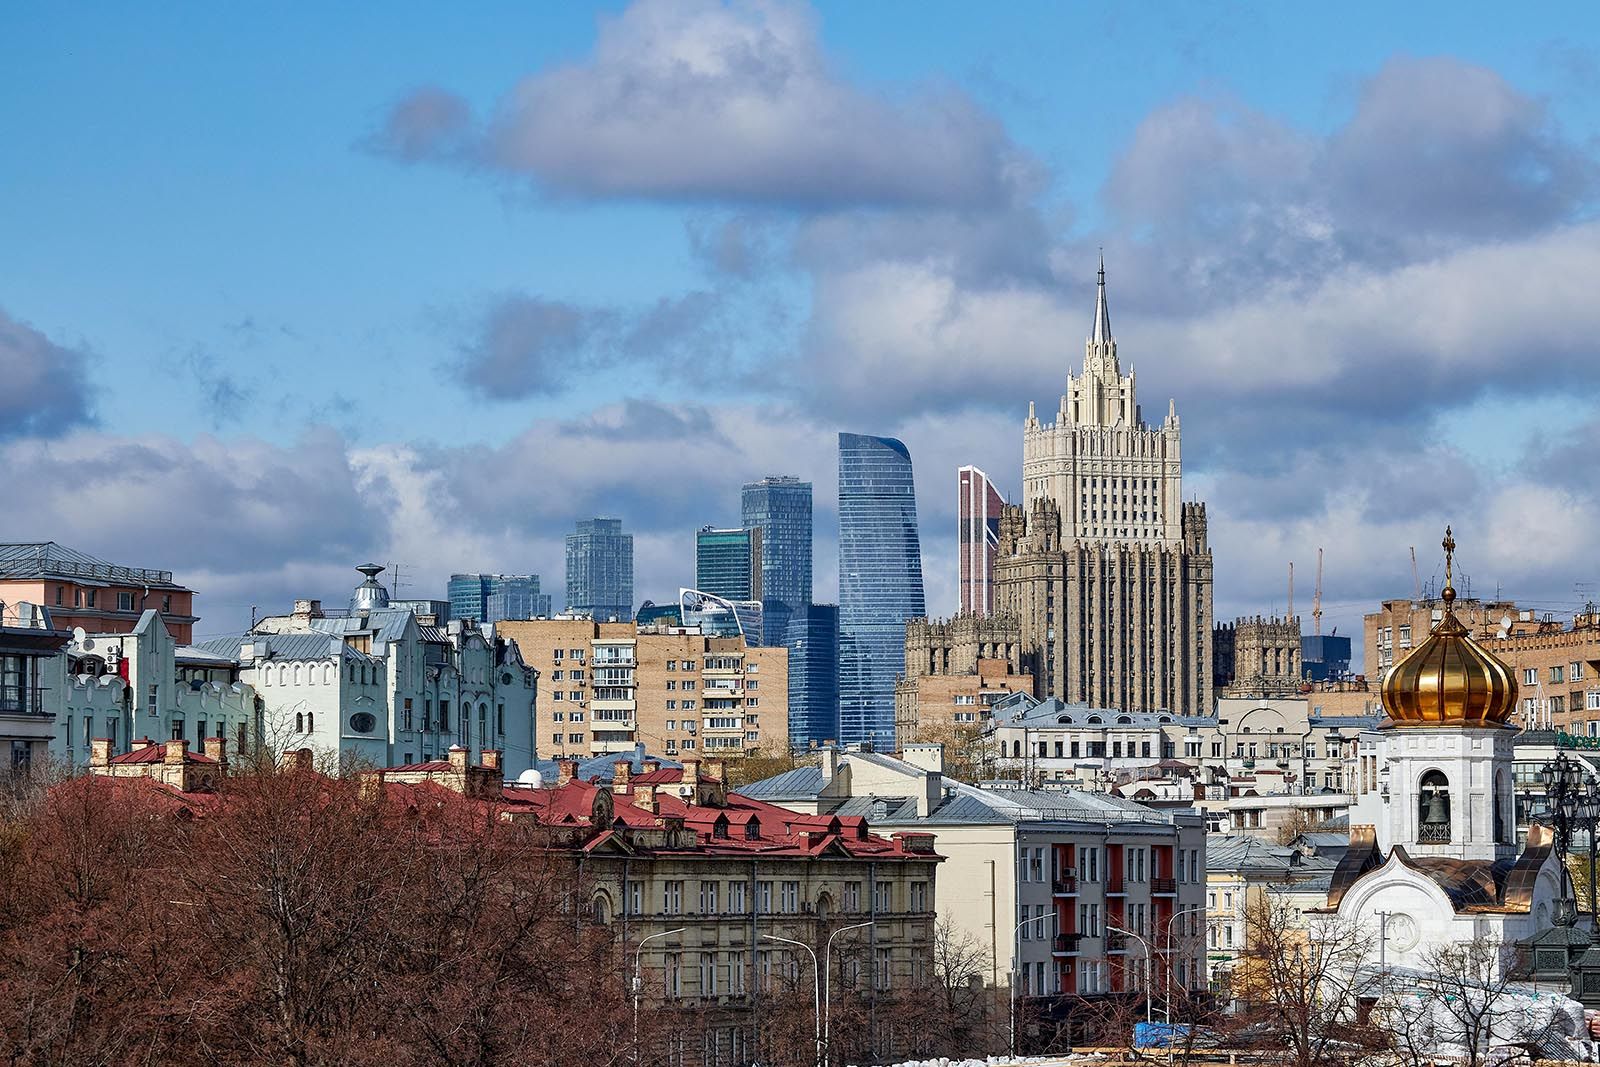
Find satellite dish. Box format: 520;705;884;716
1496;629;1509;640
1500;615;1513;631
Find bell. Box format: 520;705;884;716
1423;789;1449;825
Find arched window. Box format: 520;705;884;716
323;664;333;685
295;712;304;732
1418;770;1451;843
278;666;289;687
1494;770;1509;843
1012;740;1021;758
306;712;314;733
293;664;302;686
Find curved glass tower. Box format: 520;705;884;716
837;433;926;748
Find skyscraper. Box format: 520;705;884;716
837;433;926;748
741;476;814;647
694;526;762;602
565;518;634;621
999;260;1214;714
785;603;839;750
448;573;551;623
957;466;1005;616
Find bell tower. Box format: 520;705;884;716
1373;529;1520;862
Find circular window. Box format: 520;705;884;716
502;672;513;685
350;712;377;733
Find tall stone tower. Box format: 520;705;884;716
1215;616;1303;697
997;261;1214;715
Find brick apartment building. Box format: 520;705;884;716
498;618;787;760
0;542;197;643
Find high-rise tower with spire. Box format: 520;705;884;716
998;261;1214;715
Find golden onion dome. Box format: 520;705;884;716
1381;527;1518;727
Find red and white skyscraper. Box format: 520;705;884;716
958;465;1005;615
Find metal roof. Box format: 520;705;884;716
0;541;188;589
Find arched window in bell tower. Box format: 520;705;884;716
1494;770;1509;844
1418;770;1451;843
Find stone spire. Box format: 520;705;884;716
1091;251;1112;347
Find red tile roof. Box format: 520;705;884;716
109;746;218;765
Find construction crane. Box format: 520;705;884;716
1313;547;1324;637
1410;546;1421;601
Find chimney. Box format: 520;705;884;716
203;737;227;766
132;737;155;753
820;745;838;782
90;738;113;769
641;759;660;774
556;757;579;787
448;745;469;777
682;758;701;797
635;783;658;814
613;760;632;794
164;738;188;766
704;758;726;783
358;770;383;802
481;749;503;773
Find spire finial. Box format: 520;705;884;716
1441;525;1456;606
1091;252;1112;346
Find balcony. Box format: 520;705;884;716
0;687;47;717
1152;877;1178;895
1106;931;1128;953
1052;877;1078;896
1052;933;1083;954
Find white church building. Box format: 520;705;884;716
1328;531;1566;972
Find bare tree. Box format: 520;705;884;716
1379;937;1550;1067
1235;892;1374;1067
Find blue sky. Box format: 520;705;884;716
3;2;1599;660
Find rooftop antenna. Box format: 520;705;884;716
1313;548;1324;637
1409;547;1421;602
1287;561;1294;621
388;562;410;598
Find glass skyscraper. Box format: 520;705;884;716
785;603;839;750
565;518;634;621
694;526;762;602
447;573;552;623
740;476;813;647
837;433;925;748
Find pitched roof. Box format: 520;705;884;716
109;744;218;766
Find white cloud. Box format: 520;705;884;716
370;0;1035;209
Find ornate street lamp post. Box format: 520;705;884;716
1540;752;1597;925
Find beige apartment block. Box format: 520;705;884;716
897;614;1031;738
499;619;787;760
1366;600;1600;733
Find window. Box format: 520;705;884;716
758;881;773;913
171;720;185;740
693;951;718;997
1525;668;1539;685
699;881;718;914
684;680;696;691
627;881;643;915
844;881;862;912
874;882;893;912
780;881;799;914
85;589;96;608
568;732;583;744
666;660;676;671
1589;691;1600;712
664;953;682;998
553;691;563;701
1552;665;1566;684
728;951;746;994
663;881;683;915
403;698;413;731
1575;662;1586;682
874;947;892;991
666;680;677;691
440;701;450;729
910;881;928;911
117;591;134;611
728;881;747;913
552;670;564;681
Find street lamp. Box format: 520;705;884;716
1163;906;1195;1025
822;921;872;1066
1108;924;1154;1024
632;926;686;1065
1541;751;1594;926
764;933;822;1067
1008;910;1052;1058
